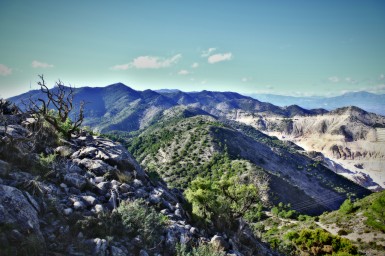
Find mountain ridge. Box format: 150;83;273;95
249;91;385;116
8;83;385;191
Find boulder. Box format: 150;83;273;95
97;181;111;191
110;245;128;256
73;200;86;210
63;208;73;216
190;227;199;235
149;194;161;204
119;183;131;193
135;188;148;198
0;124;30;139
175;209;183;219
78;158;115;175
65;160;84;174
55;146;75;158
72;146;99;159
93;138;146;178
93;204;105;213
0;159;10;177
0;185;44;242
132;179;143;188
92;238;108;256
210;235;229;251
64;173;87;190
8;171;34;183
82;195;97;206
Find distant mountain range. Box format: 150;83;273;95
9;83;385;192
10;83;327;133
248;91;385;116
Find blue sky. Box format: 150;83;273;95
1;0;385;98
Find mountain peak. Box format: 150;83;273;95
106;82;129;89
331;106;368;115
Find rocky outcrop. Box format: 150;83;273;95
71;135;146;178
1;114;275;255
0;185;45;250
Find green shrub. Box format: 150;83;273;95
34;152;58;176
39;152;57;169
185;172;261;229
271;202;298;220
148;169;162;183
0;98;19;115
339;198;355;214
176;243;225;256
286;228;358;255
365;191;385;232
76;212;124;238
118;199;168;247
337;229;349;236
76;199;168;249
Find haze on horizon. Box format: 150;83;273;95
1;0;385;98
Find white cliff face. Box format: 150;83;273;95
230;108;385;191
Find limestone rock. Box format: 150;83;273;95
73;200;86;210
78;158;114;175
110;245;128;256
64;173;87;190
63;208;73;216
0;159;10;177
72;146;99;159
97;181;111;191
0;185;44;242
82;195;97;206
92;238;108;256
0;124;30;139
133;179;143;188
210;235;229;251
55;146;75;158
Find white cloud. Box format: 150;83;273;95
328;76;340;83
191;62;199;68
111;54;181;70
241;77;252;83
201;48;216;57
380;74;384;80
208;52;232;64
32;60;54;68
178;70;190;75
110;63;130;70
0;64;12;76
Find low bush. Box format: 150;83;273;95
76;199;168;249
176;243;225;256
118;199;168;247
339;198;356;214
285;228;358;255
365;191;385;232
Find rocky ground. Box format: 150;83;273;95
0;113;276;256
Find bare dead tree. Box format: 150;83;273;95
26;75;85;139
